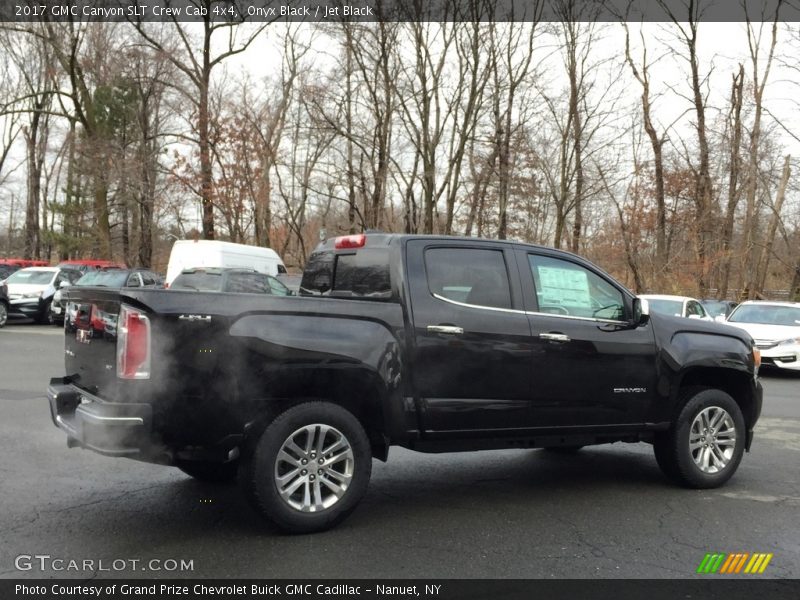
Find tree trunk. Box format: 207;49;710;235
23;112;42;260
688;27;714;297
756;155;790;294
718;66;745;299
199;22;214;240
93;169;112;258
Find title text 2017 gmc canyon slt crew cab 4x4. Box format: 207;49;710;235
48;235;762;533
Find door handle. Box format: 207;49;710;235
539;332;570;342
427;325;464;335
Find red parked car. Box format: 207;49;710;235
0;258;49;268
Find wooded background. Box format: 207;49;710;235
1;0;799;300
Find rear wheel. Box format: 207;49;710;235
177;459;239;483
653;388;745;488
241;402;372;534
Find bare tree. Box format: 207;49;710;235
623;21;669;286
659;0;715;296
31;22;120;258
718;65;745;299
247;27;304;246
133;7;268;240
756;154;790;294
0;46;22;189
740;2;782;297
487;7;541;240
0;27;58;260
394;8;458;233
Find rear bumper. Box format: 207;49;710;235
47;377;166;460
47;377;243;464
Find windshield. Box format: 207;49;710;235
6;270;55;285
76;271;130;287
646;298;683;317
171;272;223;292
728;304;800;326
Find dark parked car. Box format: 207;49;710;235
0;264;20;281
0;280;8;328
701;299;739;320
6;267;82;323
48;234;761;533
57;260;125;274
170;267;293;295
52;268;163;325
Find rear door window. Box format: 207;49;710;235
424;247;512;310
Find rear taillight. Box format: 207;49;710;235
334;234;366;249
117;304;151;379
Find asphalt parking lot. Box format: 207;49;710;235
0;323;798;580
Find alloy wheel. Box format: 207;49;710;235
689;406;737;474
273;424;355;512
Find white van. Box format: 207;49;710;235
165;240;286;285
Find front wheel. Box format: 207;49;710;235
241;402;372;534
0;302;7;328
654;388;745;488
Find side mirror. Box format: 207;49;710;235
631;297;650;327
59;281;71;289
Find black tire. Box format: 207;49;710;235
241;402;372;534
653;388;745;489
37;301;53;325
177;459;239;483
0;302;7;328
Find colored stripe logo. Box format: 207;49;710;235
697;552;773;574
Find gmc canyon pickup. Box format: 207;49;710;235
48;234;762;533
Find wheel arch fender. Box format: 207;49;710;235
230;313;402;459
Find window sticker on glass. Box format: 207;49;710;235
538;266;591;309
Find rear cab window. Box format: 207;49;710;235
300;242;391;299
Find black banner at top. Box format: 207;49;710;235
0;0;796;23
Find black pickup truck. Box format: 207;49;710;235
48;234;762;533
